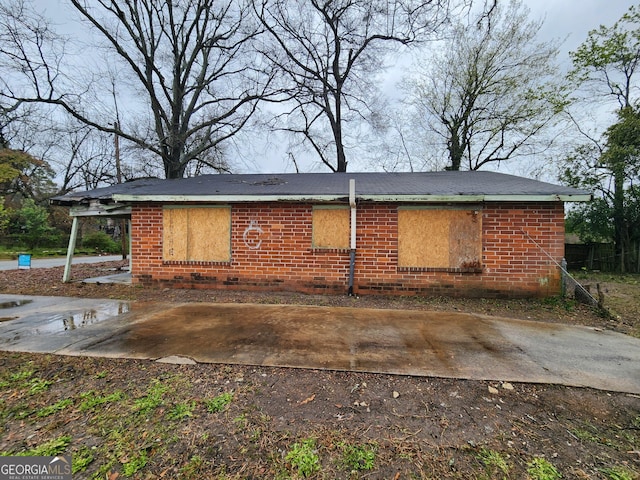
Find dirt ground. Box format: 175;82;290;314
0;261;639;479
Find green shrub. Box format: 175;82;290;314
81;231;121;254
10;199;57;250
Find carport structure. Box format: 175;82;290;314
51;180;166;282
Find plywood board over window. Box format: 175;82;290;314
312;206;350;249
398;207;482;269
163;206;231;262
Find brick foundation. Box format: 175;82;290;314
130;201;565;298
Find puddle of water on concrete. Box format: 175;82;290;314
33;302;131;334
0;299;33;309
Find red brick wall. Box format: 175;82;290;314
130;201;565;297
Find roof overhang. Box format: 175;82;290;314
69;201;132;217
112;193;592;203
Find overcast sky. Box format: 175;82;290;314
31;0;638;175
530;0;634;58
38;0;635;61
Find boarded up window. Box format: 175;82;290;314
163;206;231;262
312;206;350;249
398;208;482;269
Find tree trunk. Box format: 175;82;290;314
613;166;626;272
335;139;347;172
163;135;187;179
447;128;463;171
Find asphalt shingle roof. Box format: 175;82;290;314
51;171;590;205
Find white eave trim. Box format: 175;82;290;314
483;194;592;202
113;193;591;203
70;203;132;217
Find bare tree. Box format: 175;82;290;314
49;123;116;193
406;0;564;171
255;0;456;173
0;0;273;179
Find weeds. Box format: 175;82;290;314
600;466;638;480
180;455;206;478
1;435;71;457
37;398;73;417
542;296;577;312
134;379;168;414
79;390;125;411
122;450;148;476
339;442;377;472
285;438;321;478
0;349;637;479
167;401;196;420
10;368;34;382
233;413;248;429
477;447;510;477
28;378;53;395
72;446;94;474
527;457;561;480
206;391;234;413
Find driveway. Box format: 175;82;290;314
1;294;639;394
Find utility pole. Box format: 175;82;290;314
114;122;127;260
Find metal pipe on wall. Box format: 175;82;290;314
348;179;356;296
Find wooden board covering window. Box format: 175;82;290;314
163;206;231;262
398;208;482;268
312;206;350;249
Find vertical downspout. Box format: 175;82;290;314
128;218;133;273
348;179;356;296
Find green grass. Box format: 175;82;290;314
37;398;74;417
477;447;510;477
0;246;104;260
205;392;234;413
10;368;35;382
1;435;71;457
72;446;95;474
134;379;168;414
600;466;638;480
527;457;561;480
122;450;148;476
28;378;53;395
79;390;125;411
571;271;640;284
167;401;196;420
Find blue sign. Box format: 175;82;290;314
17;254;31;269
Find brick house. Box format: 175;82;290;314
52;171;590;297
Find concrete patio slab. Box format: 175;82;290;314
1;294;639;394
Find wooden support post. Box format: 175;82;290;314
62;217;79;283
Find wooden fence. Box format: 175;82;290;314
565;242;640;273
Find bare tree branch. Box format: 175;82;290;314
256;0;453;172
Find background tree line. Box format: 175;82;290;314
0;0;638;272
